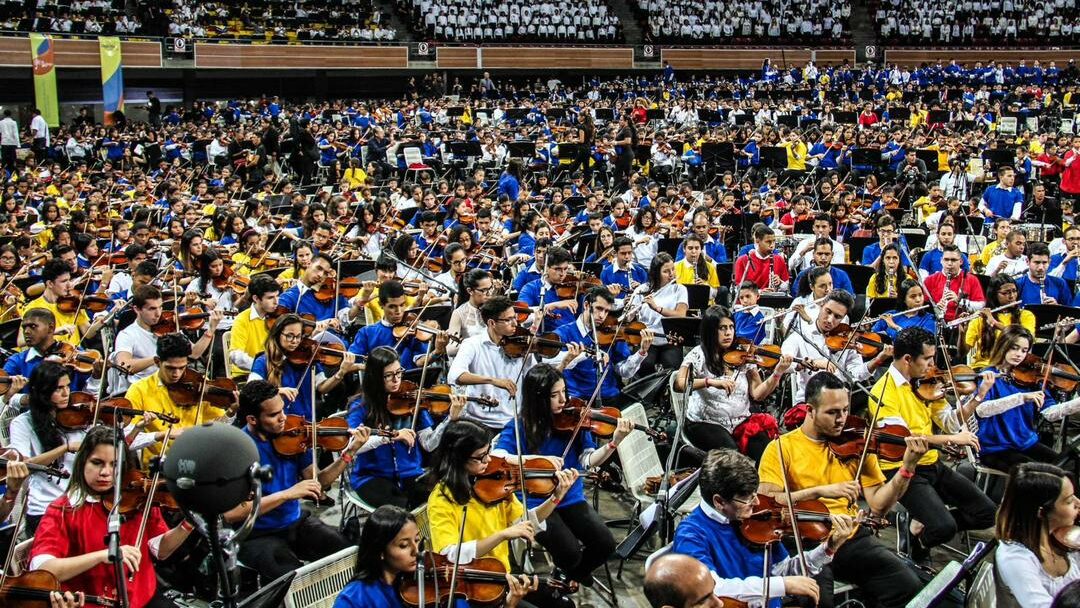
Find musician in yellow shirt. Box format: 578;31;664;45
980;217;1014;269
866;326;995;560
229;275;280;377
19;259;110;347
964;275;1034;369
758;371;927;606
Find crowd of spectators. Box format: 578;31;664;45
0;0;140;35
401;0;621;42
633;0;849;45
164;0;395;42
872;0;1080;46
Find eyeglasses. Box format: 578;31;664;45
383;369;405;380
281;333;304;342
472;286;494;295
729;495;755;506
468;449;491;462
494;316;517;324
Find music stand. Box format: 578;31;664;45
759;147;788;173
701;142;734;171
449;141;482;159
833;263;875;295
834;111;858;125
927;110;952;124
865;297;899;319
657;238;681;259
557;144;583;162
684;284;711;313
645;109;666;122
407;304;453;329
0;318;19;351
507;142;535;159
334;259;375;278
888;107;912;123
446;107;465;118
1027;304;1080;340
593;108;615;122
505;108;529;121
916;149;939;170
237;571;295;608
850;147;882;168
661;317;702;348
758;293;793;310
981;148;1016;170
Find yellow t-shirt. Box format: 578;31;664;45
427;482;524;571
343;168;368;188
980;240;1005;267
758;428;887;518
866;273;902;299
21;296;90;346
866;370;944;470
964;310;1035;369
127;374;228;467
674;259;720;290
230;306;269;377
365;294;417;324
912;195;938;225
782;141;807;171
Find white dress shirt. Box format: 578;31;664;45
448;331;535;429
781;321;871;403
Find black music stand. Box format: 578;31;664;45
507;142;535;159
657;238;681;259
758;293;793;310
407;304;453;329
661;317;702;348
1027;304;1080;340
684;284;711;314
334;259;375;278
866;297;899;318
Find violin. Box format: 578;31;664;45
552;399;665;440
267;307;319;336
46;342;105;377
642;468;696;495
314;277;363;303
165;368;239;413
397;554;569;608
828;414;911;462
1011;354;1080;393
271;414;390;456
286;337;349;367
0;457;68;483
1;570;117;607
1052;525;1080;551
594;318;665;348
56;293;114;314
471;455;560;505
151;307;236;336
823;324;888;359
91;251;128;268
739;493;889;547
102;468;179;514
392;313;448;344
499;326;595;359
58;392;180;429
722;338;815;370
911;365;983;402
386;380;498;417
552;275;603;299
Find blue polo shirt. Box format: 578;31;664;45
251;354;324;419
518;279;576;331
246;425;312;531
861;239;912;267
512;261;541;291
346;399;431;490
1016;274;1075;307
347;321;428;369
599;262;648;294
277;284;351;323
551;319;636;400
871;311;937;343
734;310;766;344
4;347;89;393
981;185;1024;219
1050;254;1079;282
790;266;854;297
494;418;593;510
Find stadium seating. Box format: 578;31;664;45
633;0;849;45
403;0;621;42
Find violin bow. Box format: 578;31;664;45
854;371;893;510
0;458;31;590
776;438;810;578
130;426;174;583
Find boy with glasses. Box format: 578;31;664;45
517;246;579;332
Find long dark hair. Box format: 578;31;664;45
872;243;905;296
196;249;224;294
699;305;732;377
68;425;135;507
423;420;491;506
648;252;674;290
361;346;399;430
28;361;70;452
897;279;923;312
520;364;562;452
683;235;711;281
352;505;416;583
996;462;1071;556
979;275;1022;359
180;229;202;270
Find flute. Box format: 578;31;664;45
759;294;828;324
946;301;1019;328
1038;317;1080;331
854;304;932;327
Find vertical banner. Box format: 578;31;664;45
99;36;124;125
29;33;59;128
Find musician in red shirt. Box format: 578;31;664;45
1062;137;1080;199
733;223;790;292
29;425;194;608
924;244;986;324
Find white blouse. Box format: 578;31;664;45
682;345;751;431
635;281;688;346
996;540;1080;608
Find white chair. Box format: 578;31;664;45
617;402;700;521
667;370;696;452
284;546;358;608
402;146;432;182
967;560;997;608
221;329;233;376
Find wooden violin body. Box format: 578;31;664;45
828;414;910;462
472;455;558;505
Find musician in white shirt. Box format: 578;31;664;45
987;230;1029;278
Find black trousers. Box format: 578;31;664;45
237;509;350;582
535;501;616;585
1;145;15;171
565;147;592;181
883;460;996;550
354;475;427;510
828;527;922;608
980;441;1062;473
685;420;772;463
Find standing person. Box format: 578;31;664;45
612;112;637;190
30;107;49;164
995;462;1080;606
866;327;995;562
333;504;535;608
566;112;595;184
146;91;161;127
758;372;927;608
8;362;83;535
493;364;628;586
423;420;577;608
0;109;18;172
674;306;789;461
1063;136;1080;205
28;425;194;608
229;380;369;582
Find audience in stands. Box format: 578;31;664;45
405;0;621;42
634;0;848;44
873;0;1080;45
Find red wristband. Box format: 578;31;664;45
551;496;561;506
342;453;354;465
608;441;617;450
897;467;915;479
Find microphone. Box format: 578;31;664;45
163;423;266;515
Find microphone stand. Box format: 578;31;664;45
106;413;129;608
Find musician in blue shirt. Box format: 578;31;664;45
871;280;937;343
348;281;440;370
600;237;648;298
1017;243;1075;307
918;223;971;278
277;252;364;329
2;309;87;407
1050;227;1080;282
234;380;366;583
978;167;1025;220
546;288;651;403
671;448;851;607
518;246;579;332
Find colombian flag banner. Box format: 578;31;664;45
98;36;124;125
29;33;59;128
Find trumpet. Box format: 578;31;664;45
946;301;1019;328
